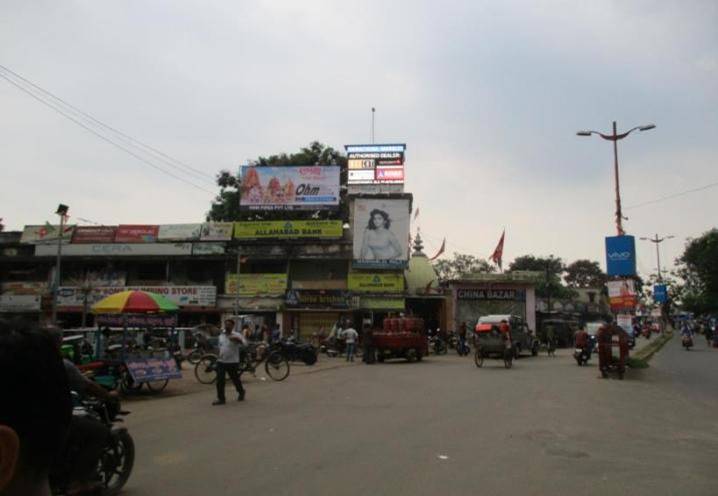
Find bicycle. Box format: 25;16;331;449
194;343;290;384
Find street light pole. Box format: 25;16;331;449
640;234;674;282
577;121;655;236
51;204;69;326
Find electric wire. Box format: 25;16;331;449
0;71;216;195
625;180;718;210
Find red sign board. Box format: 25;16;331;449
72;226;117;244
114;225;159;243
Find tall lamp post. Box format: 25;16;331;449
640;234;674;282
577;122;655;235
51;204;69;326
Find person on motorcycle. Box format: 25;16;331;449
574;326;589;351
0;321;72;496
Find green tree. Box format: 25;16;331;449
433;252;496;281
676;228;718;314
206;141;347;222
565;259;607;289
508;255;575;299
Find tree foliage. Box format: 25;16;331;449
433;252;496;281
508;254;575;299
564;259;607;289
676;228;718;314
206;142;348;222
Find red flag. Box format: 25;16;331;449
490;230;505;270
429;238;446;261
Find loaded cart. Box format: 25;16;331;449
473;323;514;369
374;317;428;363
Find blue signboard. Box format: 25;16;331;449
654;284;668;303
605;235;637;276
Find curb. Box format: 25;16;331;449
632;331;673;363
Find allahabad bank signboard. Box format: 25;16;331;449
240;166;340;210
345;144;406;185
352;198;410;269
348;272;404;292
234;220;343;239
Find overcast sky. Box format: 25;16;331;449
1;1;716;277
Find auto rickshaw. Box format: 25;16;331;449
473;323;514;369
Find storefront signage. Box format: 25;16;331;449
192;243;226;256
0;282;48;295
71;226;117;244
200;222;233;241
21;224;75;244
225;273;288;296
345;144;406;185
285;289;357;309
35;243;193;257
234;220;343;239
0;294;42;312
348;272;404;292
360;297;405;310
115;225;159;243
158;224;202;241
605;235;637;276
352;198;410;269
607;279;637;310
456;288;526;301
57;286;217;308
124;356;182;382
95;314;178;327
653;284;668;303
240;165;340;210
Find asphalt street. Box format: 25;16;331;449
122;339;718;496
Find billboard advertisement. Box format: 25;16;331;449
225;273;288;296
57;285;217;308
605;235;637;276
607;279;638;310
21;224;75;244
158;224;202;241
115;225;159;243
200;222;233;241
240;166;340;210
653;284;668;303
234;220;343;239
71;226;117;244
347;272;404;293
352;198;410;269
345;144;406;185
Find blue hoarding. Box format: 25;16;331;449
605;235;637;276
654;284;668;303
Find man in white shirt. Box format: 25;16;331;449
340;324;359;362
213;319;247;405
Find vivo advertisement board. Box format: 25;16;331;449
605;235;637;276
654;284;668;303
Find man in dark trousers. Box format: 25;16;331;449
213;319;247;405
597;319;614;378
362;324;375;364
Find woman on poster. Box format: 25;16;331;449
360;209;403;261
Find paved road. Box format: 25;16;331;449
122;341;718;496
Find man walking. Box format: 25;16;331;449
341;324;359;362
213;319;246;405
362;324;375;364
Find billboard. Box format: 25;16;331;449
21;224;75;244
345;144;406;185
225;273;288;296
605;235;637;276
234;220;343;239
352;198;410;269
347;272;404;293
653;284;668;303
240;166;340;210
158;224;202;241
71;226;117;244
115;225;159;243
607;279;638;310
200;222;233;241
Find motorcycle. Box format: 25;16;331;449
52;397;134;495
573;347;590;366
682;335;693;350
429;336;447;355
277;338;318;365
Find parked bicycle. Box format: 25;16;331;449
194;342;290;384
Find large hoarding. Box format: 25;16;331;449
158;224;202;241
240;166;340;210
352;198;410;269
71;226;117;244
607;279;637;310
605;235;637;276
200;222;233;241
234;220;343;239
115;225;159;243
345;144;406;185
21;225;75;244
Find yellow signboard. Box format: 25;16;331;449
234;220;343;239
348;272;404;293
361;297;405;310
225;274;288;296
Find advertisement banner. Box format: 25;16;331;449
124;356;182;382
345;144;406;185
71;226;117;244
115;225;159;243
0;282;48;295
57;286;217;308
85;270;126;287
285;290;357;309
607;279;638;310
616;314;633;333
605;235;637;276
35;243;193;257
234;220;343;239
348;272;404;293
0;295;42;312
653;284;668;303
225;274;288;296
95;314;178;327
200;222;233;241
192;243;226;256
240;165;340;210
360;297;405;310
352;198;410;269
158;224;202;241
21;224;75;244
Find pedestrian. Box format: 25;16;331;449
340;324;359;362
458;322;468;355
597;319;613;378
362;324;375;364
705;321;713;346
213;319;246;405
271;323;281;343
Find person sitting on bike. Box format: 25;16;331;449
499;320;512;348
0;320;72;496
574;326;590;352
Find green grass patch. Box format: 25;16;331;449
627;356;649;369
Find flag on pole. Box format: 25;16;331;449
413;208;420;221
490;230;505;270
429;238;446;261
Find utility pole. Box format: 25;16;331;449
640;234;674;282
51;204;69;326
371;107;375;144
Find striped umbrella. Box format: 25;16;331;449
91;290;178;314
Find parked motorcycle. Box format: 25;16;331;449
277;338;318;365
51;397;134;495
574;347;590;366
429;336;447;355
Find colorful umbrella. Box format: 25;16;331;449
91;290;178;314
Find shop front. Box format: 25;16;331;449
283;290;358;338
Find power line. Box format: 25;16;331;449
625;180;718;209
0;70;216;194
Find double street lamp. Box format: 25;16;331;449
640;233;674;282
577;121;655;235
